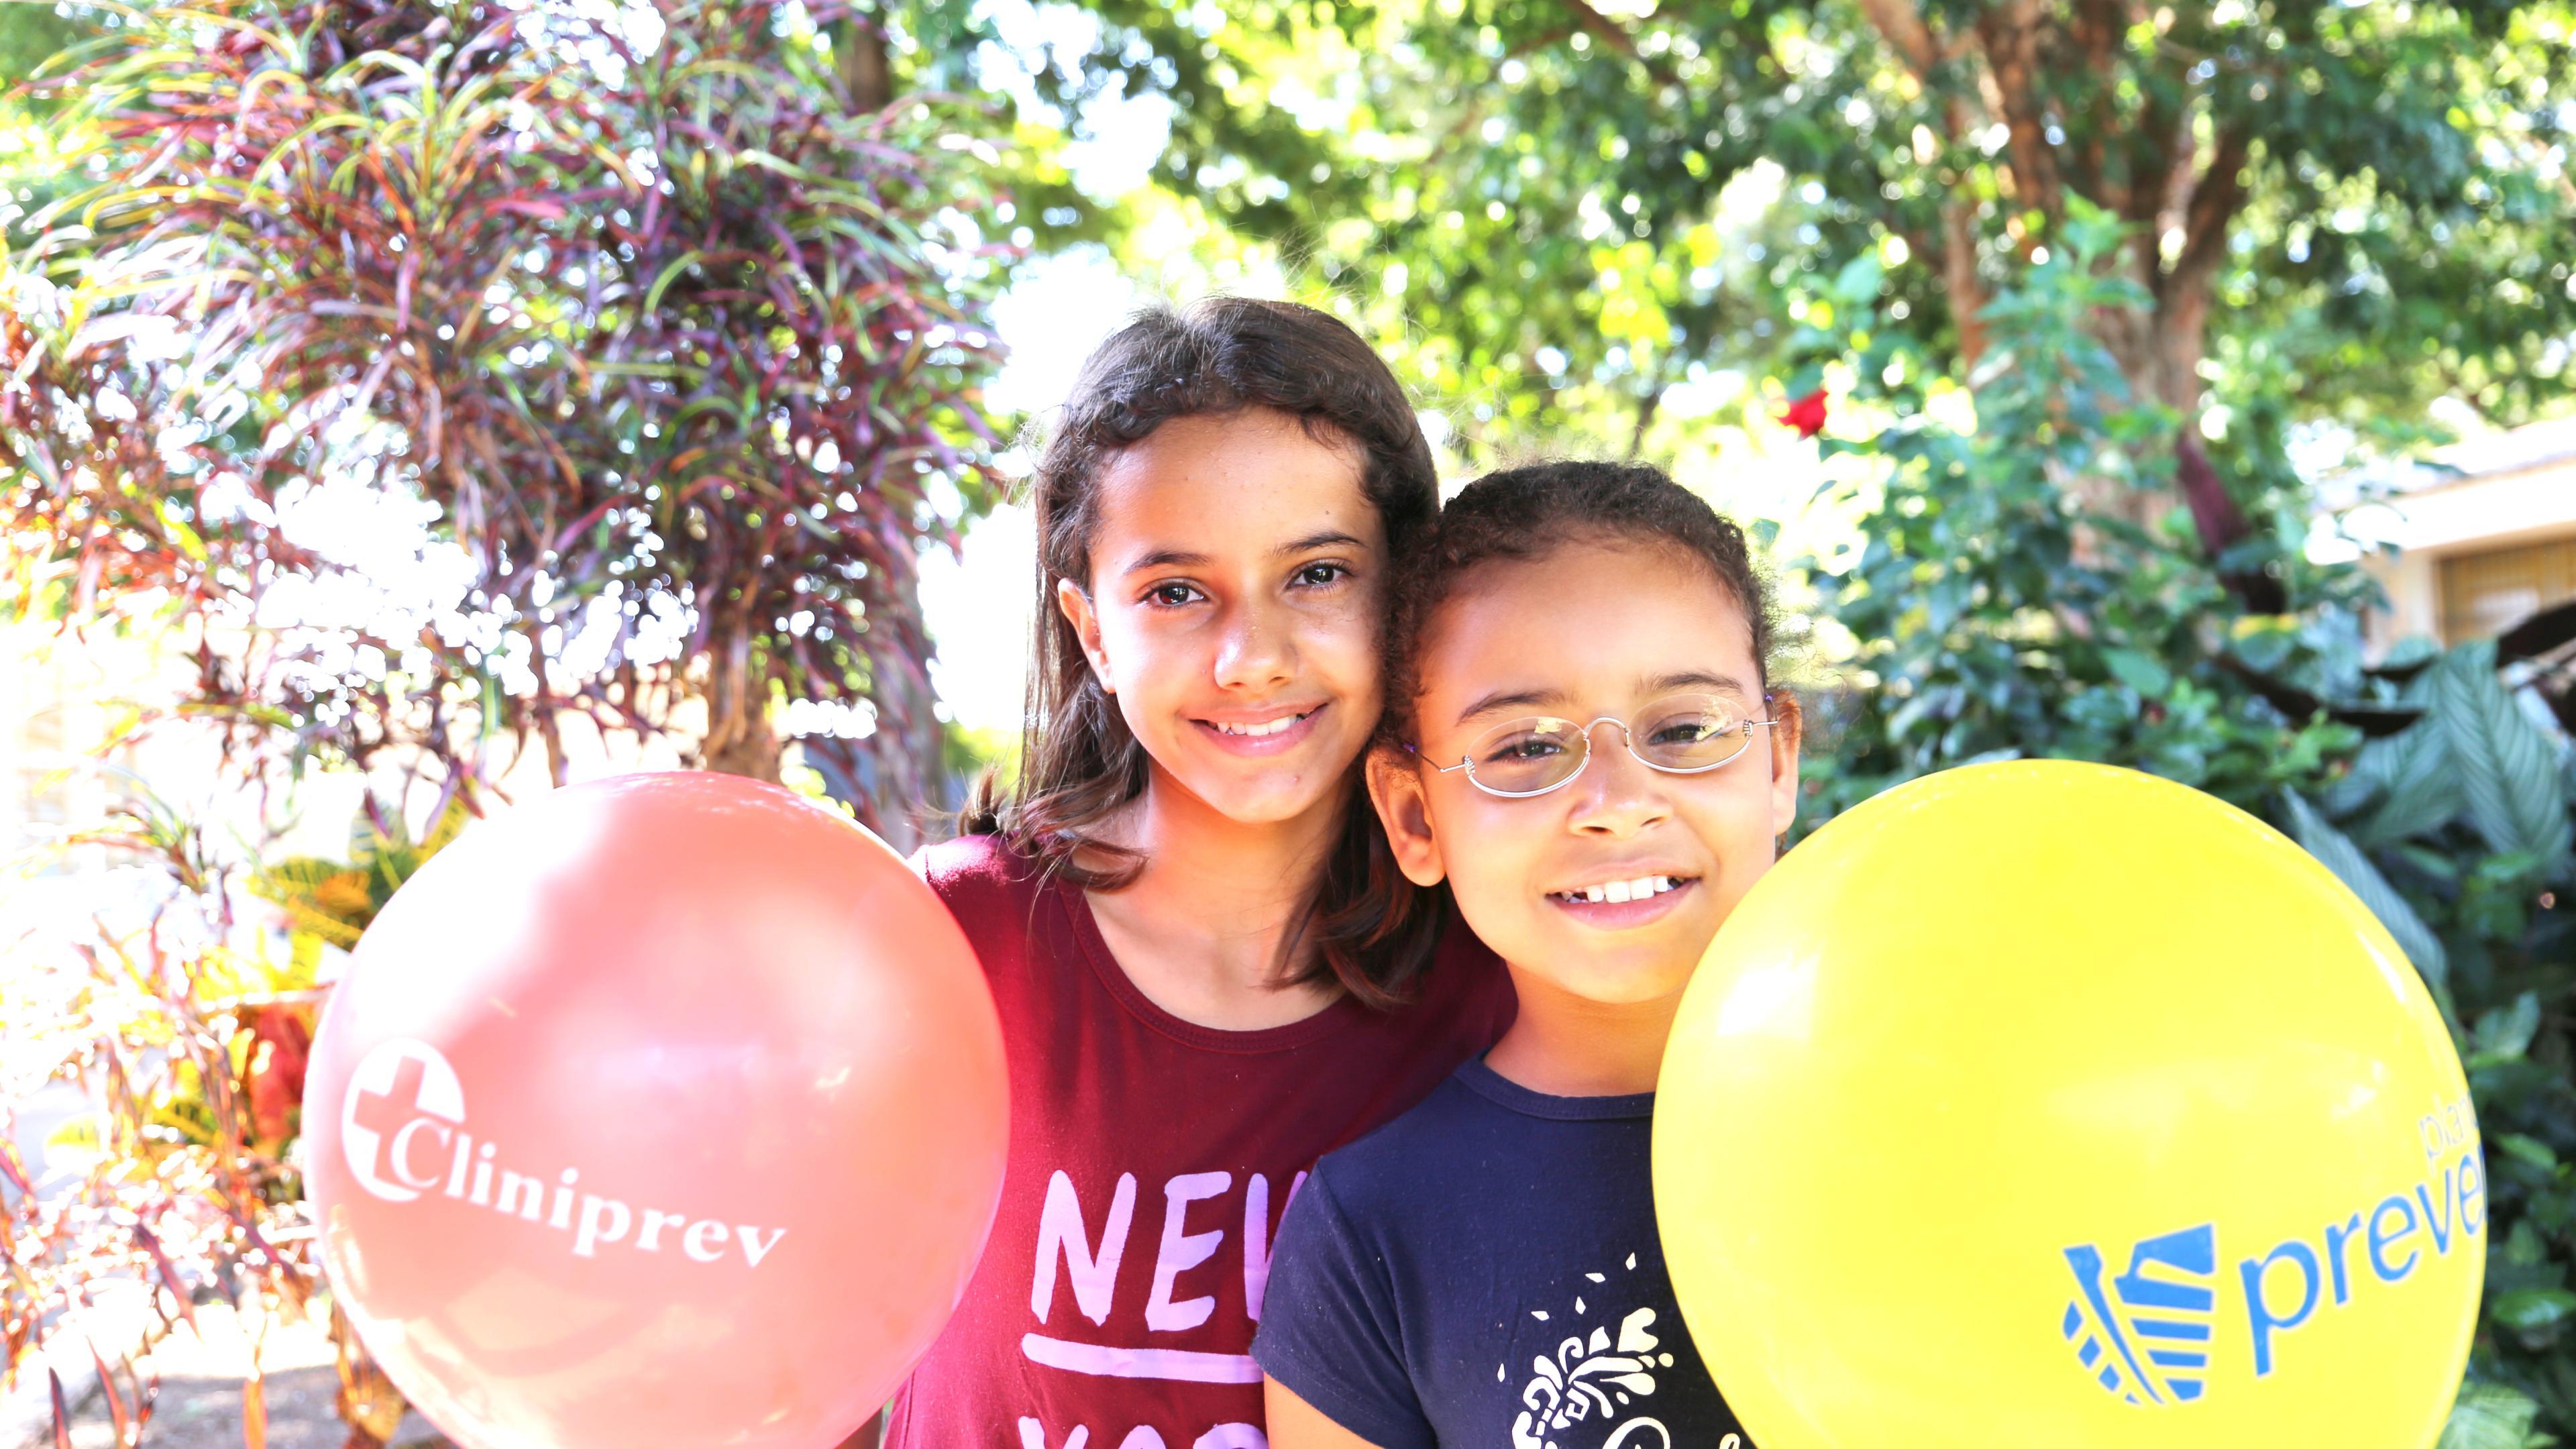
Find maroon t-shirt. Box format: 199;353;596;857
886;834;1514;1449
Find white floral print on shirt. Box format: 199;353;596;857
1503;1252;1742;1449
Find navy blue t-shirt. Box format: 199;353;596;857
1250;1060;1752;1449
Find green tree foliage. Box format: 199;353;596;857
0;3;95;229
1806;213;2576;1440
5;0;1013;829
1799;201;2381;814
1028;0;2573;506
0;3;83;96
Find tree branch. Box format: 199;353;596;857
1550;0;1677;86
2063;0;2126;211
1972;0;2064;230
1941;195;1990;368
2123;70;2188;237
2167;119;2251;303
1508;23;1580;58
1855;0;1942;79
835;18;891;111
1853;0;1992;365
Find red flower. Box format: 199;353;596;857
241;1004;313;1145
1778;388;1829;439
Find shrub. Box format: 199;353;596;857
1803;202;2575;1442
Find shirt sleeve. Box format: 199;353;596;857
1249;1167;1436;1449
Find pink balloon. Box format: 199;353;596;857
304;773;1008;1449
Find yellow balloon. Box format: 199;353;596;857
1655;761;2483;1449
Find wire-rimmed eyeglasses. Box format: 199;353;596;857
1407;693;1778;800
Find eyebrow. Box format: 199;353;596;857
1454;686;1572;728
1121;547;1210;574
1276;529;1366;558
1118;530;1369;576
1452;671;1756;729
1645;669;1756;698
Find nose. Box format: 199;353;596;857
1564;719;1670;839
1212;595;1297;692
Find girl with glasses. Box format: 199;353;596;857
1253;461;1800;1449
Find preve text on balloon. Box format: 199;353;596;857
2238;1143;2483;1377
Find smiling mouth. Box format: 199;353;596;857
1548;874;1693;906
1207;709;1316;739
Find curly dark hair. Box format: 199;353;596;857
1381;460;1780;751
959;297;1447;1008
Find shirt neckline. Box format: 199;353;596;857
1454;1056;1656;1121
1048;871;1368;1055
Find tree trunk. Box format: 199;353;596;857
1857;0;2256;557
704;719;785;779
829;21;953;846
1938;191;1989;370
837;19;890;111
2080;278;2200;537
700;619;784;782
2070;120;2251;553
329;1304;406;1448
862;631;948;853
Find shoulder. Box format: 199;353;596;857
913;833;1038;909
1304;1072;1493;1220
911;834;1053;963
1386;917;1516;1039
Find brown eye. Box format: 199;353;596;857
1485;732;1568;764
1293;562;1350;588
1646;712;1729;748
1147;583;1203;608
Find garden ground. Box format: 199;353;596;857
32;1304;450;1449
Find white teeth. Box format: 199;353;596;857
1558;875;1682;904
1216;712;1307;738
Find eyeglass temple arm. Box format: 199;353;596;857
1399;742;1475;774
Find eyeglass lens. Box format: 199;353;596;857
1460;694;1754;795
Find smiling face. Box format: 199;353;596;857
1057;409;1387;827
1373;537;1801;1006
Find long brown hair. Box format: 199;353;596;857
959;298;1449;1007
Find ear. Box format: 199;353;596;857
1055;577;1114;692
1763;690;1805;840
1365;746;1448;888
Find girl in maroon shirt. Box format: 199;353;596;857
879;299;1515;1449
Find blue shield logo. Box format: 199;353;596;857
2061;1224;2217;1406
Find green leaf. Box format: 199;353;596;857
2473;992;2542;1062
2503;1220;2548;1269
2438;1379;2543;1449
2102;647;2171;700
2284;793;2451;989
2435;643;2575;865
1829;252;1883;307
2489;1288;2576;1334
2498;1134;2559;1172
2351;681;2457;845
644;250;710;315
